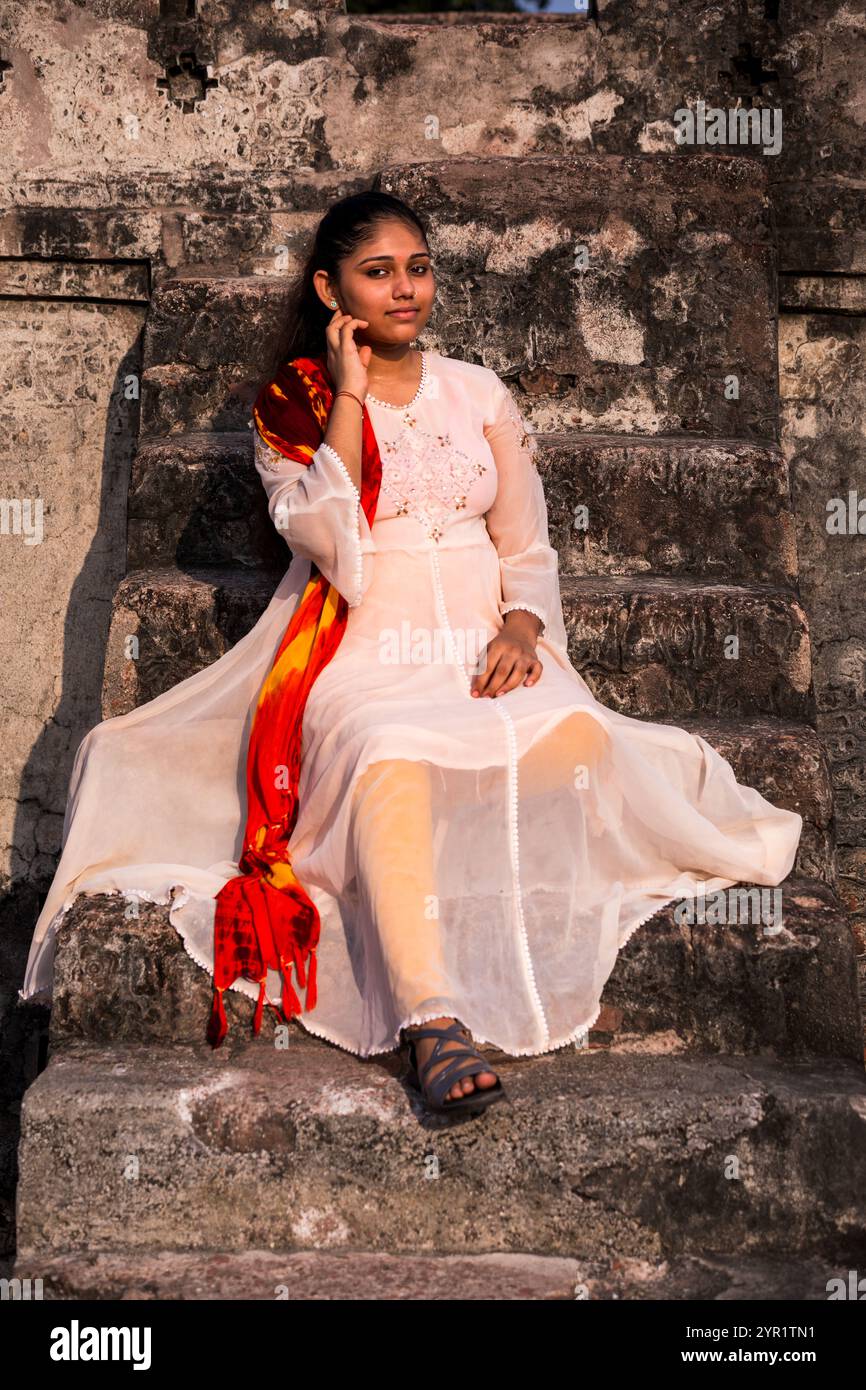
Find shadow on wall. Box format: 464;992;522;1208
4;334;143;1265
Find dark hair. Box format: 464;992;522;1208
272;190;430;368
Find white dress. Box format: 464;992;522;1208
20;350;803;1058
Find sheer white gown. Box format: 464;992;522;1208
20;350;803;1057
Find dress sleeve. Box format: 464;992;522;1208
482;374;559;637
253;429;376;608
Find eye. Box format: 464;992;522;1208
365;263;432;277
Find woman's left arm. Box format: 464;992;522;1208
482;375;560;640
472;375;560;696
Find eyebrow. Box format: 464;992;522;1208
356;251;432;267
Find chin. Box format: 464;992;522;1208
382;318;425;339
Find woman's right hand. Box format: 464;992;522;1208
325;308;371;400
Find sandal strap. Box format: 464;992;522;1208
405;1020;500;1108
423;1054;497;1107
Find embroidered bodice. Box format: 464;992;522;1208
372;416;489;542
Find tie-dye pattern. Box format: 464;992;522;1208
207;356;383;1047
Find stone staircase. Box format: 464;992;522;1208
14;154;866;1299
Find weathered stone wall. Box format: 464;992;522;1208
0;0;864;1263
780;290;866;950
2;2;863;272
0;289;143;1262
0;299;143;888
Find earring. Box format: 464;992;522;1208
329;299;337;307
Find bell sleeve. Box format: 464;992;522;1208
253;429;376;608
482;374;560;637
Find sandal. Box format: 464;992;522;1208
402;1019;506;1115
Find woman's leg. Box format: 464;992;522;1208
349;714;607;1011
349;757;496;1097
517;709;612;799
350;757;450;1018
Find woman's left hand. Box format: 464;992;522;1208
471;621;543;698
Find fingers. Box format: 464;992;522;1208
471;645;543;698
523;657;543;687
324;309;349;339
339;316;369;342
471;638;514;696
324;311;369;348
327;311;368;333
475;642;508;700
471;648;507;698
492;656;542;697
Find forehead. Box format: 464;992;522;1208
351;221;429;262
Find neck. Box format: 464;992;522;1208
363;343;418;383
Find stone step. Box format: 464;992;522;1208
128;430;286;574
128;429;796;587
47;875;861;1059
15;1042;866;1264
562;575;813;721
100;566;276;720
140;277;293;437
541;434;796;586
140;154;776;439
10;1246;852;1302
100;566;813;720
381;155;777;441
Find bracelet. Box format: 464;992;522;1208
334;389;365;411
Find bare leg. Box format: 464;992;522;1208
350;758;496;1099
518;709;611;799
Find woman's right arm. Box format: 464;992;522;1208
253;313;374;607
253;431;375;608
321;391;364;494
321;308;371;494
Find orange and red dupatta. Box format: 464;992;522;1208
207;354;382;1047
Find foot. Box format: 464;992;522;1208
404;1016;499;1103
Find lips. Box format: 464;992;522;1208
387;308;418;317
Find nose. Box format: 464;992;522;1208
392;271;417;299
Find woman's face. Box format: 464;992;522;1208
314;218;435;349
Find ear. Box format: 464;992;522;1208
312;269;338;309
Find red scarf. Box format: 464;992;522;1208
207;354;382;1047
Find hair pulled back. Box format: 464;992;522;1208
270;189;430;369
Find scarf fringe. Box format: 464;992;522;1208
208;865;320;1049
206;949;320;1048
207;985;227;1049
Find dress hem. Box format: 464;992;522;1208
289;888;695;1060
20;881;698;1062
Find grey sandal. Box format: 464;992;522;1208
402;1019;506;1115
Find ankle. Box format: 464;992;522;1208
404;1014;454;1039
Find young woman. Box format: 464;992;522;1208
21;191;802;1118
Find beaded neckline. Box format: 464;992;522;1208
365;351;428;411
